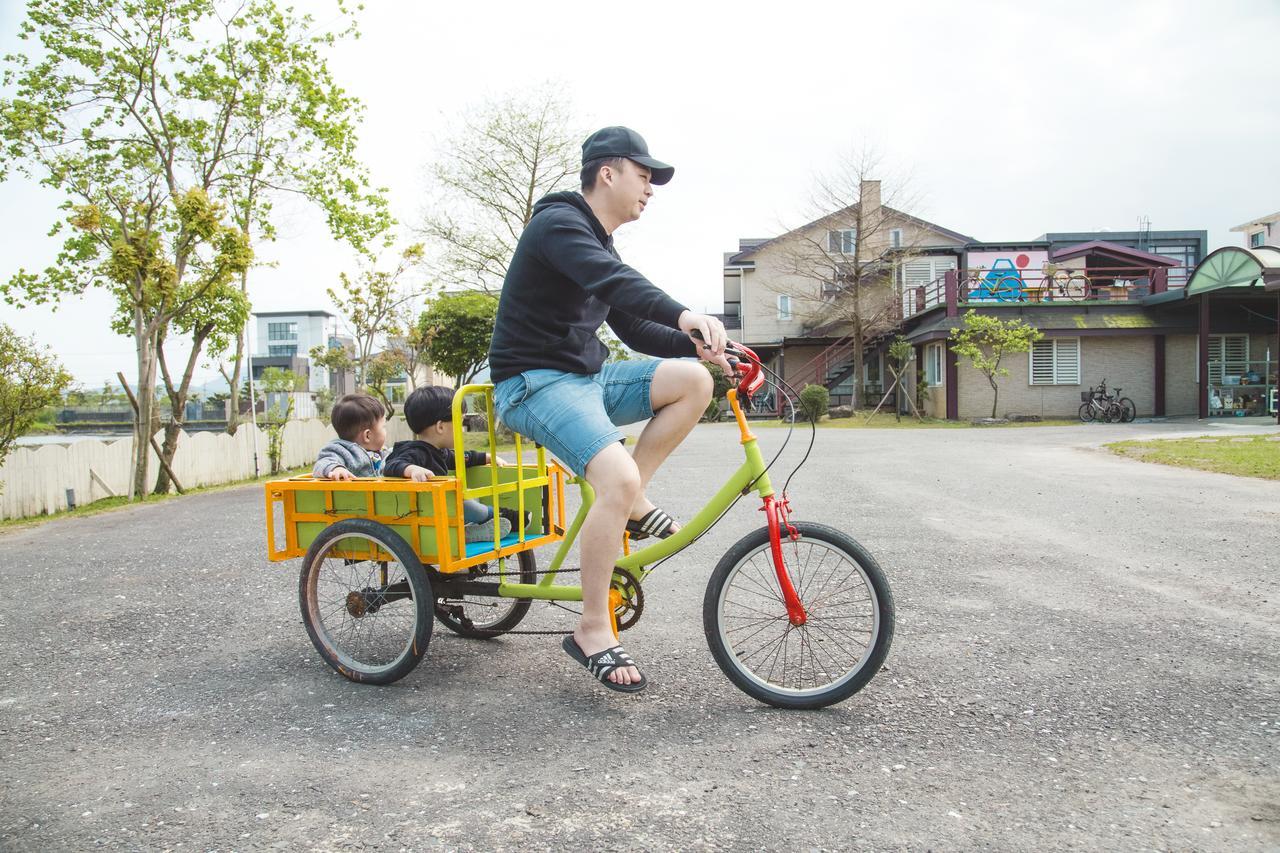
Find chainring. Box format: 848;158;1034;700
610;572;644;631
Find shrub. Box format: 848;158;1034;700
798;384;830;423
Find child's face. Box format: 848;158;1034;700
357;416;387;452
419;419;453;448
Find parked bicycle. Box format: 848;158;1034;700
1078;379;1135;423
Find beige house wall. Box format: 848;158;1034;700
1164;334;1199;416
735;212;966;347
955;335;1158;419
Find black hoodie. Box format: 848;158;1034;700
488;191;696;382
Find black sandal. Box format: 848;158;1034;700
562;636;647;693
625;507;677;541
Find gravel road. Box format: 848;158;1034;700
1;420;1277;851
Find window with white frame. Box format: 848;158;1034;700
1029;338;1081;385
1205;334;1249;382
827;229;856;254
776;294;792;320
924;343;943;386
889;228;903;249
1251;231;1266;248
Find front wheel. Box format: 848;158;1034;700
1078;402;1095;423
703;522;894;709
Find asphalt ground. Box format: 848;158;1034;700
1;419;1277;851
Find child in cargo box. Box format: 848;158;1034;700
312;393;388;480
384;386;513;543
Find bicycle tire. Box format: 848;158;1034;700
1118;397;1136;423
1078;402;1095;423
435;550;537;638
703;522;894;710
298;518;433;685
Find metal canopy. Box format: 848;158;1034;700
1185;245;1280;296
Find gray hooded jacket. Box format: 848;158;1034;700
312;438;383;479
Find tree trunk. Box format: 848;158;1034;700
989;375;999;419
224;320;245;435
154;326;211;494
132;325;159;500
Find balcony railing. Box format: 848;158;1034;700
901;265;1190;320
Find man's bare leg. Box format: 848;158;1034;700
576;442;643;685
628;360;713;526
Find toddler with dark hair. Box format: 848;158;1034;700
385;386;512;543
313;393;388;480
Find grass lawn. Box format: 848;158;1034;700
1107;434;1280;480
751;412;1081;429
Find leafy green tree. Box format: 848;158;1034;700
418;85;580;293
0;325;73;469
364;352;404;416
602;328;636;363
417;291;499;386
327;245;426;388
949;310;1043;419
259;367;307;393
0;0;385;498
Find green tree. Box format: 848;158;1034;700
949;310;1043;419
0;0;385;499
363;352;403;417
602;327;636;363
327;245;426;388
214;3;391;435
418;85;580;293
0;325;73;469
417;291;499;386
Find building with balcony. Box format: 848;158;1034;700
724;201;1280;421
249;310;337;394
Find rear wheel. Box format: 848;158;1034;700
298;518;432;685
704;522;894;710
1118;397;1136;423
434;550;536;638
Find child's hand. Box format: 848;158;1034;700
405;465;433;482
494;455;513;468
330;466;354;481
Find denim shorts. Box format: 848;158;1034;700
493;359;662;476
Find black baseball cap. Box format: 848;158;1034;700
581;126;674;185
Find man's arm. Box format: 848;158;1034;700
538;216;687;325
606;308;697;359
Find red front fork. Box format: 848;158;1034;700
762;495;807;626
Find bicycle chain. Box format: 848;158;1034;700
432;563;645;637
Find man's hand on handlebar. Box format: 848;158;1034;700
678;310;734;373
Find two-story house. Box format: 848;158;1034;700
720;180;972;409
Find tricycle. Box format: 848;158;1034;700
264;342;894;708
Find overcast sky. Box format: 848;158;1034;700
2;0;1278;388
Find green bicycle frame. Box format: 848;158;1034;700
490;395;775;602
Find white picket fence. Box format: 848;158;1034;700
0;417;415;520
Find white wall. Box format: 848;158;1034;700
0;417;416;520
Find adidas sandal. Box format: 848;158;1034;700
625;507;677;541
562;636;647;694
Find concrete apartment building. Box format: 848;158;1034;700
725;197;1280;421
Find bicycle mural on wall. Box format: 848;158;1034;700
960;249;1093;304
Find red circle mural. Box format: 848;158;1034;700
1015;254;1030;268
